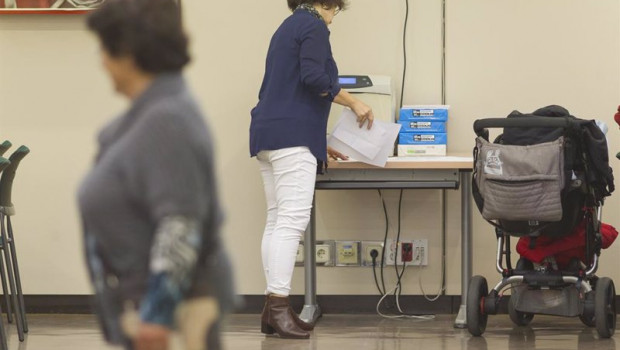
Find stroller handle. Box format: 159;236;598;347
474;117;575;138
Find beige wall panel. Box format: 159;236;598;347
184;0;446;295
0;0;617;299
445;0;620;283
0;17;123;294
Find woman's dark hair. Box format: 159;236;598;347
287;0;348;12
87;0;190;74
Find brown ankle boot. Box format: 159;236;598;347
289;309;315;331
260;296;273;335
261;295;315;331
261;295;310;339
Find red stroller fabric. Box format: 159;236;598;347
516;221;618;269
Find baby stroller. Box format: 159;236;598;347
467;106;616;338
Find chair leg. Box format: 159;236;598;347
0;301;7;350
0;215;11;325
0;215;23;342
6;217;27;333
0;250;12;325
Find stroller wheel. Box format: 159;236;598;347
580;283;596;328
508;294;534;326
466;275;488;336
594;277;616;338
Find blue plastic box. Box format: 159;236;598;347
399;132;447;145
399;105;449;122
398;120;446;133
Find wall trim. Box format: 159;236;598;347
11;295;620;315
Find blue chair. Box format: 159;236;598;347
0;146;30;342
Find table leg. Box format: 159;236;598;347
300;194;321;323
454;170;472;328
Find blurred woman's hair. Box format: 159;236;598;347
87;0;190;73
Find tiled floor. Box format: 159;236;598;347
0;313;617;349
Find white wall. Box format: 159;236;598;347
0;0;618;297
446;0;620;281
0;16;123;294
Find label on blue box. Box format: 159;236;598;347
399;132;447;145
399;105;449;121
398;120;446;133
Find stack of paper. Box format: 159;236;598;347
327;109;401;167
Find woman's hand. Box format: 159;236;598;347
332;89;374;129
351;100;374;129
327;146;349;161
134;323;171;350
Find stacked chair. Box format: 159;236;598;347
0;140;30;348
0;142;10;156
0;153;9;350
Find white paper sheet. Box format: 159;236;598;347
328;109;401;167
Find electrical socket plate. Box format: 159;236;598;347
295;242;304;266
335;241;361;266
315;240;335;266
361;241;384;267
384;238;428;266
412;239;428;266
384;238;404;265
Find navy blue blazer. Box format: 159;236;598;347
250;9;341;163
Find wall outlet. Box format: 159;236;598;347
412;239;428;266
401;242;413;262
295;242;304;266
315;240;335;266
384;238;427;266
385;238;411;265
361;241;384;267
335;241;361;266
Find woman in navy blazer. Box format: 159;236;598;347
250;0;374;339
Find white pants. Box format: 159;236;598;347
257;147;317;296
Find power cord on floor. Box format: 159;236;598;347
418;264;445;302
392;192;432;319
376;284;434;320
373;190;435;320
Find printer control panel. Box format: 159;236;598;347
338;75;373;89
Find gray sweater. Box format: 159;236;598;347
78;73;233;344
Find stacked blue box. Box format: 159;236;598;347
398;120;446;133
399;133;448;145
397;105;449;156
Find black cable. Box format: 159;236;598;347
376;189;434;317
441;0;446;105
396;260;407;301
371;255;384;296
393;190;417;314
376;190;429;317
378;190;389;296
399;0;410;109
395;191;434;317
393;190;404;298
377;190;406;312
